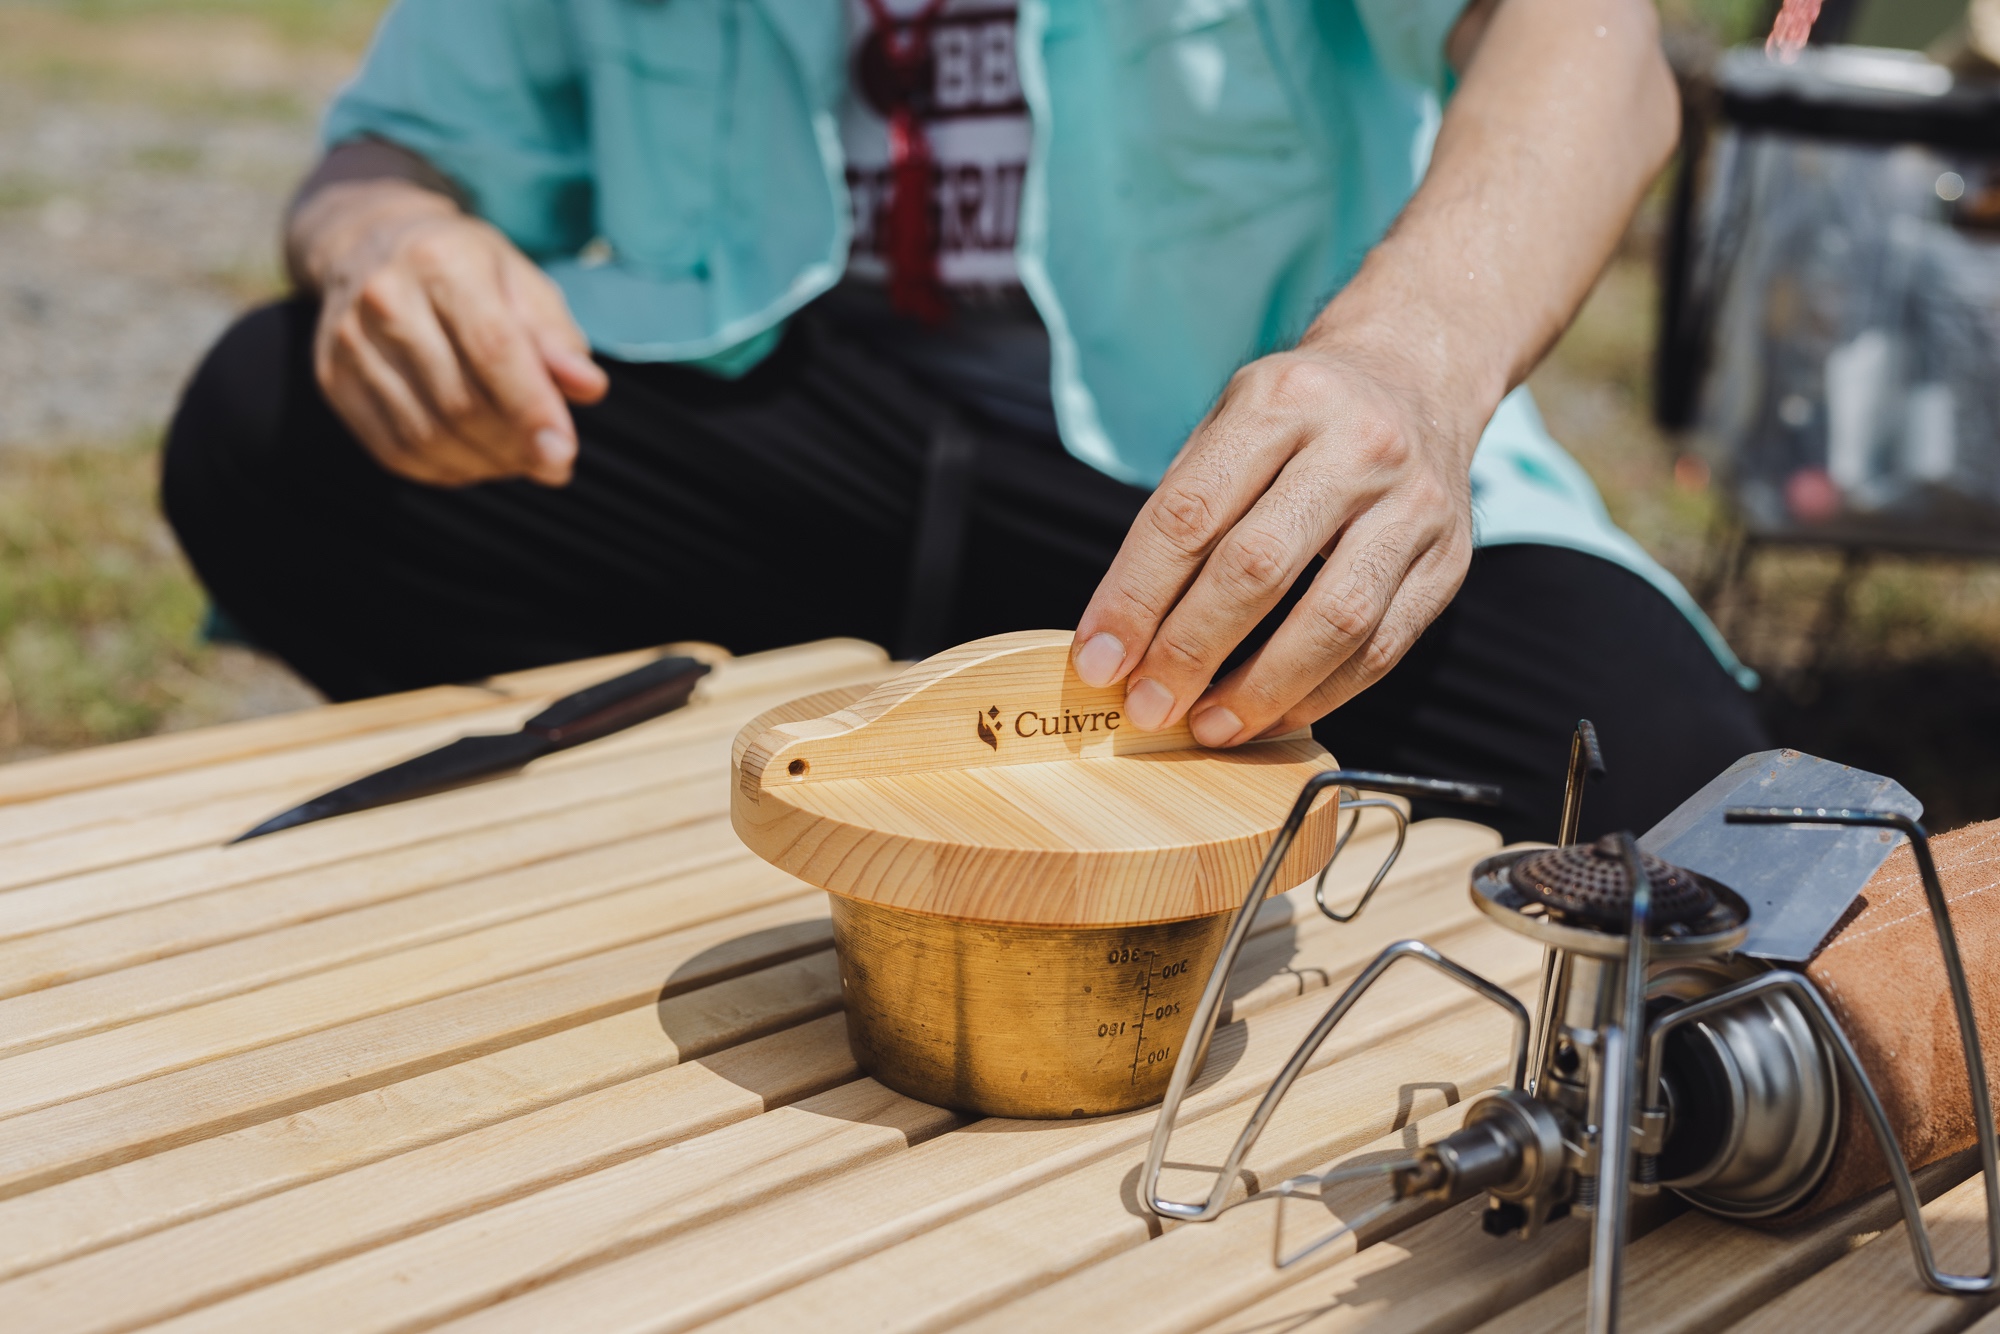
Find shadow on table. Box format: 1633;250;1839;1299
651;904;1312;1129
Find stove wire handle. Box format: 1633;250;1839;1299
1312;792;1410;923
1141;770;1508;1225
1718;806;2000;1295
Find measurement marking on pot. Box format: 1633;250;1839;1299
1113;950;1190;1085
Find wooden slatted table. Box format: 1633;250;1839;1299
0;638;1991;1333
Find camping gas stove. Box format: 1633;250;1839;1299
1141;725;2000;1332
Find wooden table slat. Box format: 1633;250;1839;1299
7;824;1496;1334
138;932;1536;1334
2;634;1979;1334
0;894;833;1197
414;923;1536;1334
0;650;894;939
0;791;732;1010
0;638;741;812
0;951;843;1282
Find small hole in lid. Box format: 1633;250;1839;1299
788;758;808;777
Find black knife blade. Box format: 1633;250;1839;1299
231;653;713;843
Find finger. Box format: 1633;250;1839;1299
506;258;610;405
318;314;466;485
1194;529;1469;745
1071;367;1315;692
324;369;432;483
353;272;532;477
416;245;577;484
1174;513;1411;745
334;371;469;487
1117;430;1386;733
1253;574;1459;737
543;345;609;403
335;323;500;486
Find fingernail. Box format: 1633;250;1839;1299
1073;633;1125;687
1125;678;1175;732
534;428;574;467
1190;706;1243;748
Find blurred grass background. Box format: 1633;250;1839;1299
1;0;1995;824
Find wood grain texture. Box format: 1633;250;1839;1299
0;667;895;998
0;685;505;808
428;836;1500;1334
1467;1152;1974;1334
2;634;1959;1334
0;894;834;1197
697;1016;1520;1334
946;1102;1493;1334
1722;1167;2000;1334
419;911;1534;1334
0;646;892;943
0;814;747;1056
0;856;805;1120
0;638;735;835
154;924;1539;1334
0;952;843;1281
733;630;1344;926
2;1015;862;1334
0;789;730;1010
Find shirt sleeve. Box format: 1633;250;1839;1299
321;0;592;259
1349;0;1470;95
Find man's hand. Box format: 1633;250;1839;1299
1072;335;1478;748
290;176;608;487
1072;0;1678;743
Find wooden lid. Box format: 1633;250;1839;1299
730;631;1343;927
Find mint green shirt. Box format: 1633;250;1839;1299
325;0;1750;684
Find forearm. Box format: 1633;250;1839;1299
1302;0;1678;453
285;139;464;293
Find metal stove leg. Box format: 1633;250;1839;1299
1146;937;1531;1224
1141;769;1502;1224
1586;834;1653;1334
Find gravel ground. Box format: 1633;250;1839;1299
0;9;342;448
0;103;302;448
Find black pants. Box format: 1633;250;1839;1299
162;298;1768;843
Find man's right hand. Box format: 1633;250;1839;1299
288;177;608;487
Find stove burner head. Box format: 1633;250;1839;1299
1507;835;1717;930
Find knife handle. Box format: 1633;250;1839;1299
524;655;712;747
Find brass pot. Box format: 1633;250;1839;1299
734;633;1345;1120
830;895;1234;1118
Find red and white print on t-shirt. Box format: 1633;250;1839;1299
841;0;1029;290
